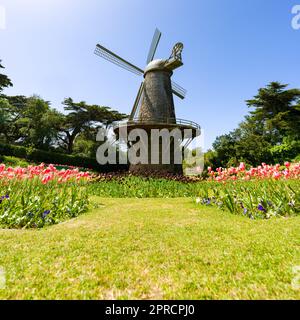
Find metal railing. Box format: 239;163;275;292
113;117;201;131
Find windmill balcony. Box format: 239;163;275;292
112;117;201;139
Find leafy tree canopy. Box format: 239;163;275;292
210;82;300;167
0;60;13;93
58;98;127;154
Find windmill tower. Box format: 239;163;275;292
94;29;200;174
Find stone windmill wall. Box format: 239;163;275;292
138;70;176;123
129;68;182;175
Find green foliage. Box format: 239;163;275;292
270;138;300;163
200;149;219;177
0;178;89;228
72;129;98;158
18;96;62;149
293;154;300;162
0;98;11;143
212;133;237;166
0;95;63;149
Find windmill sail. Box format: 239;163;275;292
94;44;143;76
146;28;162;64
129;82;144;120
171;81;187;99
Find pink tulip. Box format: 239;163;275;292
284;161;290;168
273;172;281;180
0;164;5;173
238;162;245;171
207;161;300;182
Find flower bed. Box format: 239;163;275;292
197;162;300;219
0;163;92;228
207;162;300;181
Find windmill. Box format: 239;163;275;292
94;28;200;174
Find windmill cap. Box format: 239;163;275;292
144;59;172;75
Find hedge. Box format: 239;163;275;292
0;143;128;172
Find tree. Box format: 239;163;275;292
73;131;96;158
0;60;13;93
0;95;63;149
0;98;11;142
210;82;300;168
58;98;127;154
22;97;63;150
270;137;300;163
233;116;272;166
0;95;29;144
246;82;300;141
212;130;240;167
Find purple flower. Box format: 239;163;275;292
257;204;266;212
0;194;9;203
243;208;248;215
42;210;51;218
202;198;211;205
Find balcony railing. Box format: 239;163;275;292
113;117;201;132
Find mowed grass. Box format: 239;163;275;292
0;197;299;300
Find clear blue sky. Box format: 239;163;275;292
0;0;299;150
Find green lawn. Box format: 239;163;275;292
0;197;299;299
